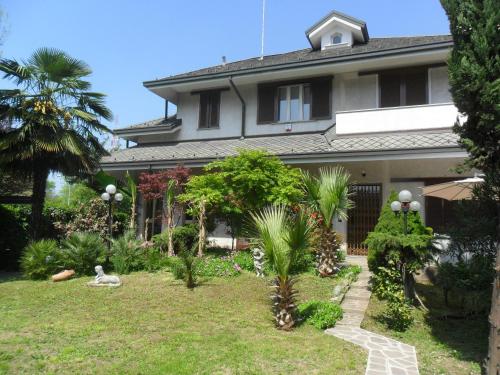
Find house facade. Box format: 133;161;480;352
101;10;467;254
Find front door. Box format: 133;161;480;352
347;184;382;255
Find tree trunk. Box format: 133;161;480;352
129;195;136;230
317;228;341;277
151;199;157;237
31;166;49;240
485;203;500;374
197;200;206;257
167;204;174;256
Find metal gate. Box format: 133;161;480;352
347;184;382;255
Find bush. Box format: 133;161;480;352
298;301;343;329
110;231;144;274
366;191;432;273
20;239;62;280
0;205;30;271
166;256;186;280
142;246;167;272
152;224;199;254
233;250;254;272
372;264;414;331
196;256;241;277
336;265;362;281
60;232;106;275
436;257;493;314
290;251;316;274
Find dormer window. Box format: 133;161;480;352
331;33;342;45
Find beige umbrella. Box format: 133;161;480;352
421;177;484;201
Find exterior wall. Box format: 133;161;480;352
320;23;354;49
134;66;453;144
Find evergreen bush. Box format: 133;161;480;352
110;231;144;274
20;239;62;280
298;301;343;329
60;232;106;275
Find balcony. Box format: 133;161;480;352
335;103;461;136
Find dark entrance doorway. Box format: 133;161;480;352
347;184;382;255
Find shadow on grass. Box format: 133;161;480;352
417;283;489;368
0;272;23;283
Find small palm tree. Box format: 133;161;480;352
250;205;312;330
0;48;112;239
302;167;353;277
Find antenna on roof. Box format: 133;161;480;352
259;0;266;60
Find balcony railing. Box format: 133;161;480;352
335;103;460;136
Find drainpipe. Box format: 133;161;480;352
164;100;169;119
228;76;246;139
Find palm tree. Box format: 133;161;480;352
301;167;353;277
250;205;312;330
0;48;112;239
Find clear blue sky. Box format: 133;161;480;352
2;0;450;131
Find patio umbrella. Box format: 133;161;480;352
421;177;484;201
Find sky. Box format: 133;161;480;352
1;0;451;191
2;0;451;130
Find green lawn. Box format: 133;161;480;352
361;282;488;375
0;271;366;375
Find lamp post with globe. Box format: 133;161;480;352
390;190;421;235
101;184;123;261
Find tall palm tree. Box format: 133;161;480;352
0;48;112;239
302;167;353;277
250;205;312;330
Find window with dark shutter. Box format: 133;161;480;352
257;77;332;124
310;78;332;119
199;91;220;128
379;67;428;108
257;84;277;123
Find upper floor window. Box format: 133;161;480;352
331;33;342;45
278;84;311;122
257;77;331;124
199;91;220;128
379;67;428;108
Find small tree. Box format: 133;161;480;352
178;173;225;257
250;205;313;330
365;191;433;302
206;149;303;245
301;167;353;276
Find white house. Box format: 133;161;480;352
101;10;467;254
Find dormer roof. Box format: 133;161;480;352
305;10;369;50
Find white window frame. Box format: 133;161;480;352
277;84;311;122
331;32;343;45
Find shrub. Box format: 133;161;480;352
152;224;199;254
20;239;62;280
110;231;144;274
233;250;254;272
336;265;362;281
60;232;106;275
142;246;167;272
298;301;343;329
0;205;30;271
166;256;186;280
196;256;240;277
366;191;432;273
290;251;316;274
178;245;197;288
372;264;414;331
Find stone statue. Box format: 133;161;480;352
252;248;265;277
87;265;121;287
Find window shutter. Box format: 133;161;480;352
199;93;208;128
311;78;332;120
257;84;277;123
209;91;220;127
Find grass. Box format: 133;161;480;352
361;282;488;375
0;271;366;374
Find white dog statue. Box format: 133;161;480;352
87;265;121;287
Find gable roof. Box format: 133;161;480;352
144;35;452;88
305;10;369;48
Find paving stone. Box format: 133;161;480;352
325;256;420;375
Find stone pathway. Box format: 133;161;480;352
325;256;419;375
